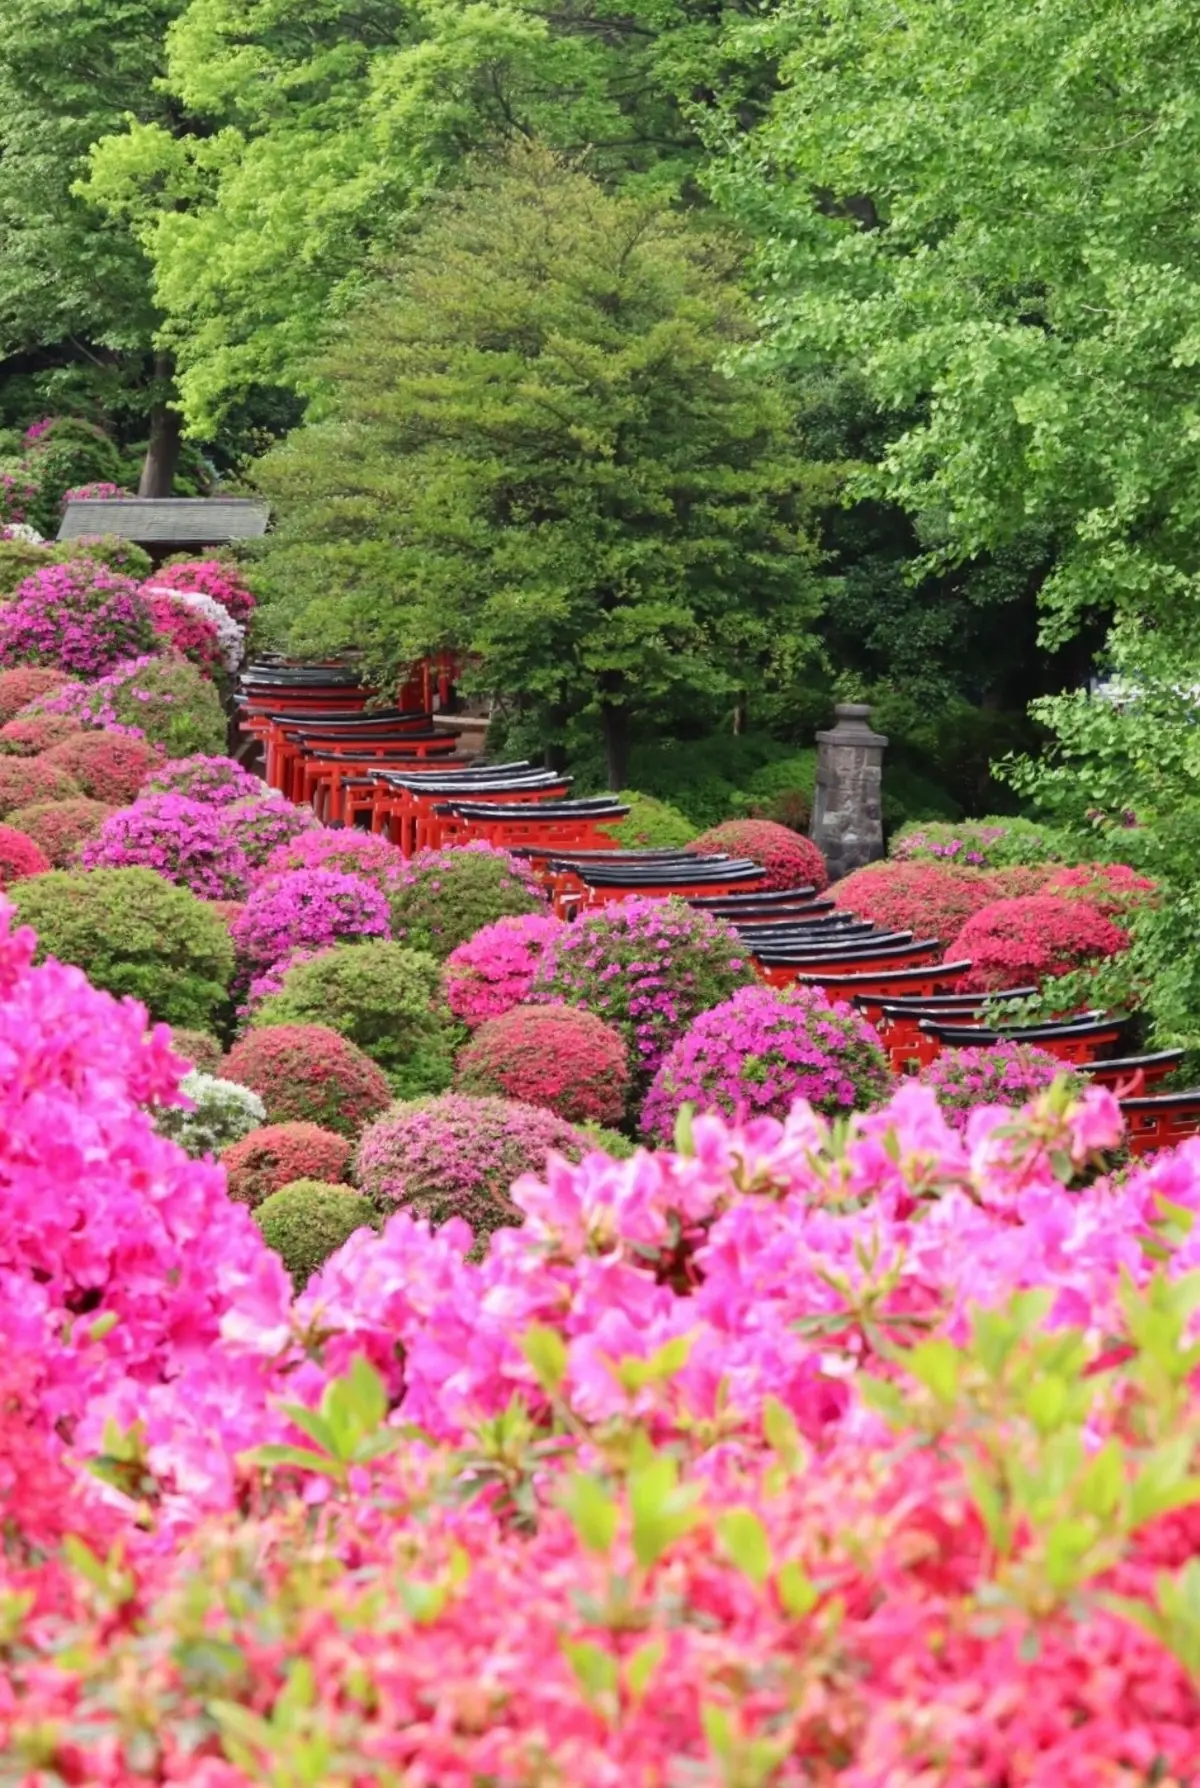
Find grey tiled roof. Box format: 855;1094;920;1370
57;498;269;545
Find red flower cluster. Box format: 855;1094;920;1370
693;817;829;892
0;755;80;817
5;797;116;867
220;1120;353;1208
835;861;1001;945
1043;861;1157;922
0;666;68;723
0;823;49;886
948;895;1130;993
44;731;162;804
455;1001;630;1126
0;715;82;756
223;1023;393;1140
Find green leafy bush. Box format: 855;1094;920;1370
167;1028;224;1074
9;867;234;1029
605;791;697;849
250;941;457;1097
890;817;1080;868
0;538;55;596
387;843;546;959
39;655;227;757
253;1179;377;1290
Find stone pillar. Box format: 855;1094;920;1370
810;703;887;882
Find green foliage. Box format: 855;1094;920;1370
0;538;55;595
606;793;697;851
577;1123;638;1160
252;146;827;785
67;655;227;757
22;420;125;532
167;1026;223;1074
570;732;821;831
720;0;1200;646
387;851;546;961
59;534;153;582
890;818;1080;869
9;866;233;1028
251;942;458;1098
253;1179;377;1291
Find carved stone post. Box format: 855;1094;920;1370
810;703;887;882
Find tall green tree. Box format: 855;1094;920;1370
83;0;779;433
0;0;187;491
253;146;827;786
714;0;1200;647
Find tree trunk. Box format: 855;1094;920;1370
137;353;182;498
601;701;629;791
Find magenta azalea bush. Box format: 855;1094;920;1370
444;911;566;1028
140;753;264;807
231;867;391;985
63;481;130;502
258;825;408;891
146;590;225;681
81;794;251;901
530;894;754;1086
24;652;227;755
919;1041;1082;1130
641;981;892;1142
151;557;256;625
222;793;322;868
0;559;156;677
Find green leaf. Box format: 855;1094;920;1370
560;1473;620;1555
776;1560;818;1617
520;1324;569;1395
717;1508;772;1584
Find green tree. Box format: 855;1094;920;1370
715;0;1200;647
253;146;827;787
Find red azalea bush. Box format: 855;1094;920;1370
44;731;163;804
948;894;1130;993
7;797;116;866
0;665;67;722
220;1120;353;1208
0;823;50;886
205;898;245;929
223;1023;393;1139
444;911;566;1028
146;590;225;681
692;817;829;892
834;860;1003;945
151;557;256;625
0;755;79;817
455;1003;630;1126
1043;862;1158;922
919;1042;1081;1131
0;714;82;756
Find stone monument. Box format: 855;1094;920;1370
810;703;887;882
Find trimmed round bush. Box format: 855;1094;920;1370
146;590;225;681
0;822;50;886
0;756;80;816
1042;862;1157;922
167;1027;224;1074
258;826;407;892
692;818;829;893
254;1180;376;1290
833;862;1002;947
0;559;156;677
251;941;456;1096
890;818;1075;869
232;869;391;985
80;794;251;900
220;1121;352;1209
219;794;321;870
455;1003;630;1126
152;558;256;626
607;791;697;850
26;654;227;757
947;895;1130;994
8;797;115;866
353;1092;587;1249
223;1024;393;1139
8;866;234;1028
387;841;546;959
919;1043;1082;1130
0;666;67;721
140;753;263;807
641;983;892;1143
530;896;754;1086
444;912;566;1029
153;1070;266;1159
0;715;83;755
44;732;163;804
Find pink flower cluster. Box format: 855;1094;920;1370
0;559;156;678
62;482;130;502
444;910;565;1027
258;824;408;891
150;558;256;624
0;468;38;525
141;753;264;806
919;1040;1077;1129
641;980;893;1141
146;590;225;681
693;816;830;892
225;792;322;868
231;866;391;984
81;793;251;900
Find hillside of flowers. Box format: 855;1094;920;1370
3;546;1200;1777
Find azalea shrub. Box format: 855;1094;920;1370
9;866;234;1028
693;816;829;892
141;753;264;807
254;1179;377;1289
890;816;1077;868
948;894;1131;993
387;840;546;958
919;1042;1081;1130
166;1027;224;1074
218;792;321;868
43;730;163;804
1043;861;1158;922
251;940;457;1096
220;1120;352;1208
443;910;566;1028
231;868;391;992
0;822;49;886
153;1069;266;1158
151;555;257;625
834;860;1002;945
258;825;407;891
353;1091;587;1250
28;653;227;756
146;588;226;681
81;794;251;901
223;1022;393;1138
0;755;79;816
530;895;753;1085
455;1002;630;1126
0;664;67;721
0;558;156;676
7;796;116;866
0;714;82;755
641;981;892;1141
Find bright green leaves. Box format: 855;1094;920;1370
244;1355;401;1486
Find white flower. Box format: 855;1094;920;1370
0;522;45;545
144;585;246;673
155;1071;266;1158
